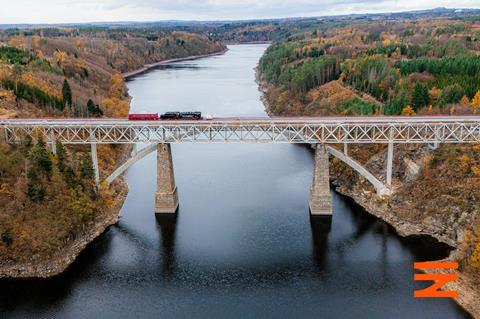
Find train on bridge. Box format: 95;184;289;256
128;112;212;121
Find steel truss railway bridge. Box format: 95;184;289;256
1;116;479;216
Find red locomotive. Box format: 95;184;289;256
128;113;159;121
128;112;209;121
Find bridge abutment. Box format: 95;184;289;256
155;143;179;214
309;145;332;216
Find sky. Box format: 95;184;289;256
1;0;479;24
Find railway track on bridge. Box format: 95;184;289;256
1;116;479;144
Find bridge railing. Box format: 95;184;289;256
1;118;479;144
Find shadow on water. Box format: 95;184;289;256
338;193;454;261
310;215;331;273
155;214;178;279
125;64;205;82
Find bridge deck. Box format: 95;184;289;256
1;116;479;144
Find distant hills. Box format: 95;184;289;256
1;7;479;30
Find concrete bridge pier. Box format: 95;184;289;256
49;131;57;155
90;142;100;187
309;144;333;216
386;141;393;187
155;143;179;214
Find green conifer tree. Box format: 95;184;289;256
56;141;66;173
79;155;94;180
30;137;52;175
412;83;430;110
62;79;72;109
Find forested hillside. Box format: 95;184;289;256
257;14;480;309
258;17;480;116
109;8;480;44
0;28;225;271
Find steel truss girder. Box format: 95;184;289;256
2;120;480;144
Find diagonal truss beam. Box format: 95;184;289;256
1;117;479;145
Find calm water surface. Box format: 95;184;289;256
0;45;470;318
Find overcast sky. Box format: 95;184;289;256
1;0;479;24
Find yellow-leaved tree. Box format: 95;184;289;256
429;87;441;105
53;50;67;66
102;97;129;118
471;90;480;114
382;38;391;46
109;73;124;98
32;35;41;50
401;105;416;116
471;230;480;269
460;95;470;106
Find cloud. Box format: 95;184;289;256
0;0;479;23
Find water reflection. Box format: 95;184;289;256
310;216;331;273
155;215;177;279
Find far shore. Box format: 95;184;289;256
122;48;229;79
225;41;272;45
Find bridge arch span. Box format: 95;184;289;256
106;143;392;197
326;146;391;196
106;144;157;185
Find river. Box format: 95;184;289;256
0;44;470;318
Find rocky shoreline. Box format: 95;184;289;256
324;141;480;318
0;178;129;279
332;177;479;318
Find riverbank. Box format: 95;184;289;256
0;177;129;279
255;67;274;116
333;179;479;318
122;49;229;80
326;145;480;318
226;41;272;45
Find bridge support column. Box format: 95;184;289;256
131;143;138;156
49;131;56;155
91;142;100;187
155;143;179;214
309;145;332;216
429;127;441;150
386;142;393;187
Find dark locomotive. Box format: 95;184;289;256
128;112;205;121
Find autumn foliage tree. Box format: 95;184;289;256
471;236;480;269
472;90;480;114
460;95;470;106
401;105;416;116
